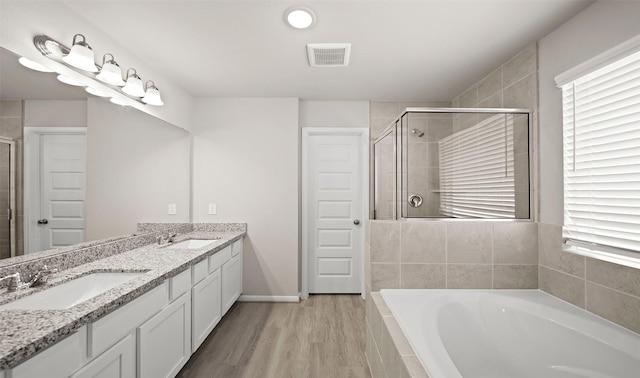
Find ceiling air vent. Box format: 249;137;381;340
307;43;351;67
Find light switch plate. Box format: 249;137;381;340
168;204;177;215
208;203;217;215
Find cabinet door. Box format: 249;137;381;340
10;326;87;378
71;334;134;378
222;253;241;315
191;268;221;352
137;293;191;378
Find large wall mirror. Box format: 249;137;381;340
0;46;191;262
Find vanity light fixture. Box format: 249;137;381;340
56;74;84;87
142;81;164;106
122;68;146;97
109;97;128;106
85;87;110;97
18;57;54;73
62;34;99;72
96;53;125;86
30;34;164;107
284;6;316;29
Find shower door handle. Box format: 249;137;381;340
353;219;360;225
37;219;49;225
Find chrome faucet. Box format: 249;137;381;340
157;233;178;245
29;265;58;288
0;265;58;292
0;272;30;292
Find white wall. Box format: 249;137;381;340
85;98;190;240
538;1;640;224
192;97;299;297
299;100;370;128
24;100;86;127
0;1;194;131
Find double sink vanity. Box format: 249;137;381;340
0;223;246;378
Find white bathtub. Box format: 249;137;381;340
380;289;640;378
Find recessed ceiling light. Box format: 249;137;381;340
284;6;316;29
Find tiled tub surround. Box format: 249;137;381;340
365;220;539;293
367;292;428;378
0;224;246;369
538;222;640;334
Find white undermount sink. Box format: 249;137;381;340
166;239;220;250
0;272;143;310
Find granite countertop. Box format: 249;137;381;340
0;230;245;369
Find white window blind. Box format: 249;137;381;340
561;49;640;254
439;114;515;218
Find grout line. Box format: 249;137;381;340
586;280;640;301
540;263;585;281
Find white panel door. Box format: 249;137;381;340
307;134;363;293
39;133;87;250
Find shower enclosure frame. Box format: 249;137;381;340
372;107;534;221
0;136;16;258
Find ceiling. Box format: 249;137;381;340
6;1;595;101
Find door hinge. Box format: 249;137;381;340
7;208;12;221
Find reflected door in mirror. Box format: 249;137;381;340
26;130;87;253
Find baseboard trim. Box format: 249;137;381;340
238;295;300;303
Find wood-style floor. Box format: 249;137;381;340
176;295;371;378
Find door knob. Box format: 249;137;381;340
353;219;360;225
37;219;49;225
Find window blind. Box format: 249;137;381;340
439;114;515;218
561;49;640;254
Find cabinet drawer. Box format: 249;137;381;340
71;334;135;378
209;246;232;273
89;282;168;358
11;326;87;378
231;238;243;257
171;269;191;301
192;259;208;285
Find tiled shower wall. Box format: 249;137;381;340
364;220;538;296
0;100;24;257
367;44;540;296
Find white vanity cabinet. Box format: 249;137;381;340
222;239;243;315
137;292;191;378
70;335;135;378
191;268;221;351
9;326;87;378
4;236;245;378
